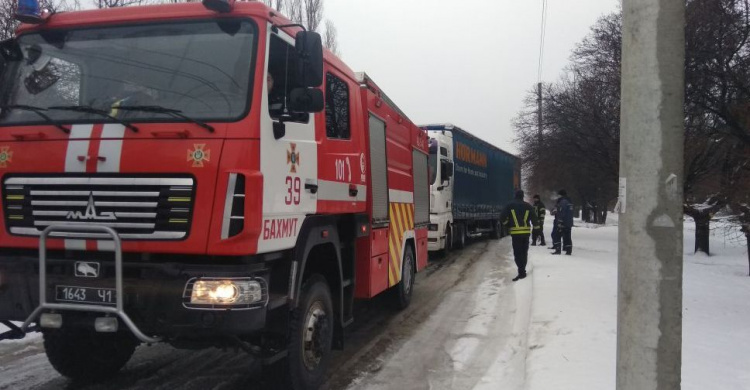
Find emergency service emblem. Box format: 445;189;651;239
287;143;300;173
0;146;13;168
187;144;211;167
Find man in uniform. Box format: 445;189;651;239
531;194;546;246
501;190;539;281
551;189;574;255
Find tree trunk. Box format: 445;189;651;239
745;232;750;277
582;203;591;223
694;213;711;255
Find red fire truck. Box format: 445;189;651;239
0;1;430;388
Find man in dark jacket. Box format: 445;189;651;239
501;190;539;281
531;194;546;246
551;189;574;255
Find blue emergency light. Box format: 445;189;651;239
15;0;44;24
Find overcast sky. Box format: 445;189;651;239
324;0;620;154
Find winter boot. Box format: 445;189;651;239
512;274;527;282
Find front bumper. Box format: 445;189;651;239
427;230;442;251
0;251;270;340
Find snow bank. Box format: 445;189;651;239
525;215;750;390
0;321;41;346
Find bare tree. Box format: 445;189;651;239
1;0;73;41
285;0;303;25
514;0;750;255
95;0;149;8
323;19;339;56
302;0;322;31
257;0;283;11
1;0;19;40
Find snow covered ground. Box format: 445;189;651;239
525;214;750;390
1;213;748;389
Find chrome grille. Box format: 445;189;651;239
3;176;195;240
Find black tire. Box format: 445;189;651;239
43;328;138;382
456;223;466;249
266;275;334;390
445;225;453;253
392;244;416;310
490;220;502;239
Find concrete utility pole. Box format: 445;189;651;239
617;0;685;389
537;82;543;143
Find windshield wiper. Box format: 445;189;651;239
115;105;215;133
48;105;139;133
0;105;70;134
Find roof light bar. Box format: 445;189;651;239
15;0;43;24
202;0;235;13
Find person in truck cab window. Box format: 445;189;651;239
267;72;284;117
107;83;158;117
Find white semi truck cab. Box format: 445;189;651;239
427;131;456;252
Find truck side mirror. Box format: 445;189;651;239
447;162;454;178
289;87;324;113
295;31;323;88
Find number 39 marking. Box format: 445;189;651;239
285;176;301;205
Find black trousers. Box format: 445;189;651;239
561;228;572;253
551;225;560;249
511;234;530;275
532;226;545;245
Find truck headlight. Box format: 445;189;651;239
188;278;263;306
429;224;438;231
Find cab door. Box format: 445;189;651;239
257;26;318;253
315;70;367;214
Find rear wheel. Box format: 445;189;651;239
265;275;333;390
43;327;138;382
392;245;415;310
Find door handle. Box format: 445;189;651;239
349;184;358;197
305;183;318;194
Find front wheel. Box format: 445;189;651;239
439;225;453;257
456;223;466;249
490;220;502;239
266;275;334;390
43;327;138;382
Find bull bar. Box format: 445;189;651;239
10;225;162;344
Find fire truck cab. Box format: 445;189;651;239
0;2;429;389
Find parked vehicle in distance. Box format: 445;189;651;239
422;124;520;253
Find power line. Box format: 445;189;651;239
537;0;548;83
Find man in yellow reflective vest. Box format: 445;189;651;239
501;190;539;281
531;194;547;246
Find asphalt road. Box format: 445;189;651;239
0;237;514;390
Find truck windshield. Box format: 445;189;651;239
0;19;255;126
429;139;438;185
